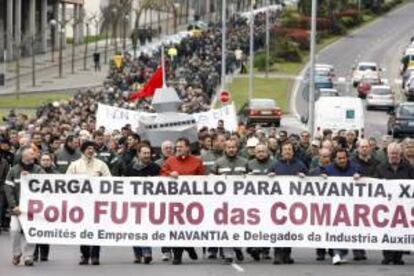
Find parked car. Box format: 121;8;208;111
315;64;335;79
319;88;339;97
352;62;381;87
404;77;414;100
402;68;414;88
387;102;414;138
357;76;381;98
315;75;334;90
242;98;282;127
366;85;394;110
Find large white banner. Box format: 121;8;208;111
19;174;414;249
95;103;238;132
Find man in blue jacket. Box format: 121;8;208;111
323;148;361;265
268;141;307;265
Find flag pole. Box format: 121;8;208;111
161;45;166;88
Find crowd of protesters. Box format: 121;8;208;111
1;119;414;266
0;7;413;268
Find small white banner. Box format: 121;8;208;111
96;103;238;132
19;174;414;249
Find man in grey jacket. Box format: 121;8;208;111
213;138;247;264
4;148;44;266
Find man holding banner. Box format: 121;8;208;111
374;142;414;265
213;138;248;264
324;148;361;265
160;137;204;265
124;143;161;264
4;148;44;266
268;141;308;265
66;141;111;266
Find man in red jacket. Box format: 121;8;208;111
160;137;204;265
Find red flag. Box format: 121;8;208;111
130;66;163;101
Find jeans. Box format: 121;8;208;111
383;250;403;261
10;216;35;260
34;244;50;259
80;246;100;260
133;247;152;257
0;191;7;227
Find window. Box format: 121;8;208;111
346;110;355;119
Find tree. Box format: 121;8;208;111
134;0;179;34
297;0;351;17
101;0;132;53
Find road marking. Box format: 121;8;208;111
395;79;403;85
231;263;245;272
337;77;346;83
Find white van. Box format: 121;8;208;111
314;97;365;138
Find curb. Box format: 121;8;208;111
0;83;102;96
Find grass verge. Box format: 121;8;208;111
229;77;292;113
0;92;74;109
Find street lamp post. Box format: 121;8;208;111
59;28;64;78
112;8;118;54
104;24;109;64
31;34;36;86
71;21;78;74
308;0;317;135
221;0;227;90
249;0;254;100
50;19;68;78
123;14;129;53
16;45;20;99
93;14;102;52
265;0;270;78
173;3;180;34
51;24;56;62
83;22;89;70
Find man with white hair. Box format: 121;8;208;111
374;142;414;265
4;148;44;266
155;140;174;167
351;139;380;261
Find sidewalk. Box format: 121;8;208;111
1;38;124;80
0;26;189;96
0;40;118;96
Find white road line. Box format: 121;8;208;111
231;263;245;272
395;79;403;85
337;77;346;83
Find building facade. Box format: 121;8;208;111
0;0;88;61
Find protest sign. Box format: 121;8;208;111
19;174;414;250
96;103;237;132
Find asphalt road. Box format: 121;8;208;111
294;2;414;138
1;233;414;276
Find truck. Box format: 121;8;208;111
314;97;365;138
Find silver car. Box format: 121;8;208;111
366;85;394;110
